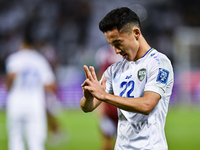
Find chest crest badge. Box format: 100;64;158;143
137;68;146;81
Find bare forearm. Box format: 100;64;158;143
100;91;160;115
45;82;57;92
6;80;12;91
80;97;94;112
6;73;16;91
80;96;101;113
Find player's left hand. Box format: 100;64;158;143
82;65;107;100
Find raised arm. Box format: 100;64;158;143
80;65;106;112
80;96;102;112
81;65;161;115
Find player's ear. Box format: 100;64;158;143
132;27;140;40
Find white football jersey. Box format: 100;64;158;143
101;48;174;150
6;49;55;114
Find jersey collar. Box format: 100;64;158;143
141;47;154;58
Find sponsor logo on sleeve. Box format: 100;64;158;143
156;68;169;84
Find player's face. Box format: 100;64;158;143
105;28;140;61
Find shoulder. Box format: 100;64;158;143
145;50;173;80
146;50;172;67
6;51;22;63
31;50;43;58
31;50;49;63
111;59;126;68
106;59;126;72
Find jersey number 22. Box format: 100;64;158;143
119;80;134;98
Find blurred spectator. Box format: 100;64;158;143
5;21;56;150
0;0;200;66
0;0;91;66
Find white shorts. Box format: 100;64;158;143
7;107;47;150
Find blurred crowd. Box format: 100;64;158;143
0;0;200;71
0;0;91;71
0;0;200;106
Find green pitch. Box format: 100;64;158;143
0;105;200;150
165;105;200;150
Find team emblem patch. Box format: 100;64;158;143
138;68;146;81
156;68;169;84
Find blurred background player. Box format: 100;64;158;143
95;44;121;150
5;21;56;150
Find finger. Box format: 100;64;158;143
89;66;98;81
81;79;92;87
81;80;88;87
83;65;89;78
83;65;93;81
82;85;92;92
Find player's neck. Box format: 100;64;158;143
134;37;151;61
21;43;34;50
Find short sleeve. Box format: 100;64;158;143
40;57;55;85
144;55;173;97
6;55;21;74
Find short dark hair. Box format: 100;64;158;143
99;7;141;34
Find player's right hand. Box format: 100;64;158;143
82;65;94;101
82;81;94;101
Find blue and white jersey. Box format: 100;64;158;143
101;49;174;150
6;49;55;115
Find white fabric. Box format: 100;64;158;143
100;116;117;137
101;49;174;150
6;49;55;150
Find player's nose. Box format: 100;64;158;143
114;47;121;54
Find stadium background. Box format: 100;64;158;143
0;0;200;149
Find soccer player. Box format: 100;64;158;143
5;22;56;150
80;7;174;150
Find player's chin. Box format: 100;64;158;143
124;56;132;61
